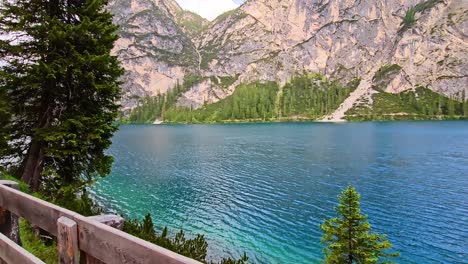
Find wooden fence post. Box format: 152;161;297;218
0;180;21;246
81;215;125;264
57;216;79;264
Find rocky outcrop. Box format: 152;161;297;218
110;0;468;113
108;0;199;108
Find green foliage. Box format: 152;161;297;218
463;90;468;118
20;219;58;264
213;9;247;23
127;75;203;123
0;172;101;216
400;0;444;32
0;0;123;191
52;187;102;216
280;74;358;119
210;75;239;89
0;173;31;193
346;87;466;121
131;73;357;124
213;253;249;264
401;7;417;30
0;91;10;157
165;81;279;123
200;45;221;69
176;10;210;38
124;214;248;264
373;64;402;84
321;186;399;264
414;0;444;13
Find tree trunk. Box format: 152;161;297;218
20;140;45;192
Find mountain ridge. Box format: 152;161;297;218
109;0;468;120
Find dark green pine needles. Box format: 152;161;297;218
321;186;399;264
0;91;10;156
0;0;123;192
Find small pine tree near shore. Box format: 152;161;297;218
321;186;399;264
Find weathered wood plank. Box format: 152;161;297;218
82;215;125;264
0;231;45;264
0;185;202;264
0;181;21;245
0;184;78;236
87;215;124;230
75;214;201;264
58;217;79;264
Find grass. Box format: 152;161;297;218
0;173;30;193
0;172;58;264
20;219;58;264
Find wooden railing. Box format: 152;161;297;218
0;180;201;264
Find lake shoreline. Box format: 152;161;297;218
118;116;467;126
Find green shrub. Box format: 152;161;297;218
400;7;417;31
124;214;249;264
399;0;444;32
372;64;402;83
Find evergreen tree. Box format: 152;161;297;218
447;98;455;116
321;186;398;264
0;0;123;191
462;90;468;118
0;90;10;156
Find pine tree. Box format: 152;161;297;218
447;99;455;117
321;186;399;264
462;90;468;118
0;0;123;191
141;213;157;242
0;90;10;156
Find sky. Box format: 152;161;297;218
175;0;244;21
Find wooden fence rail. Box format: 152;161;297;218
0;181;201;264
0;232;44;264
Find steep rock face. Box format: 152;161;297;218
182;0;467;109
390;0;468;97
108;0;200;108
109;0;467;111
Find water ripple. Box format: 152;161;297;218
92;122;468;264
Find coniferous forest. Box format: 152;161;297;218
127;74;360;123
127;73;467;124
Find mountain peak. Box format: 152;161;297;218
110;0;468;113
175;0;241;21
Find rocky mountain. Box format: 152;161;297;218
107;0;201;109
109;0;468;120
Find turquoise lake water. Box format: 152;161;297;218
91;121;468;263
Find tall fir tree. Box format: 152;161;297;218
462;90;468;118
321;186;399;264
0;89;9;157
0;0;123;191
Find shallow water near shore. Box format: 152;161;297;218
91;121;468;263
